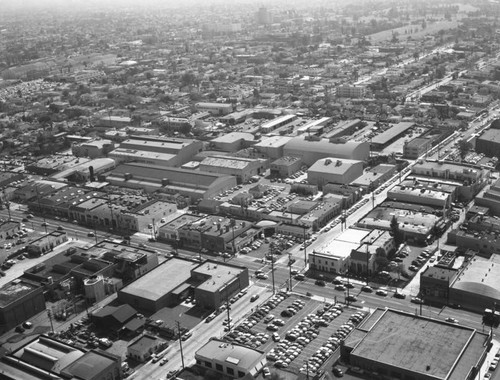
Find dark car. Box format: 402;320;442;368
394;292;406;299
315;279;326;286
15;325;25;333
250;294;260;302
345;295;357;302
333;367;344;377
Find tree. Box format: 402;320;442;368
458;139;472;161
390;215;403;245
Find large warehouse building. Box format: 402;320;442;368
117;258;249;312
102;162;237;201
283;136;369;166
307;158;363;188
342;308;489;380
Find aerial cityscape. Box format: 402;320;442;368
1;0;500;379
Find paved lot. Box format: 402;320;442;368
223;291;368;377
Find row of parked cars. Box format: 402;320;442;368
299;310;367;377
224;292;289;349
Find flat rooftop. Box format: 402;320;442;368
351;309;485;380
119;258;198;301
0;280;40;307
193;262;245;292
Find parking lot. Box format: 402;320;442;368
222;292;369;377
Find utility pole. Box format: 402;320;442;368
225;290;231;332
302;225;308;269
270;243;276;294
176;320;185;369
288;253;293;291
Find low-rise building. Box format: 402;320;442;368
351;164;397;191
307;158;364;188
72;139;115;158
387;184;452;208
26;231;68;257
127;334;163;362
0;279;45;333
342;308;489;380
284;136;369;166
253;135;293;160
270;156;302;178
195;339;266;379
209;132;255;152
199;155;268;184
117;258;249;312
103;163;237;201
195;102;233;115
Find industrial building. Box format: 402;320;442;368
199;155;268;184
103;163;237;201
117;258;249;312
72;139;115;158
307;158;364;188
0;334;122;380
270;156;302;178
284;136;369;166
0;279;45;333
116;136;203;167
370;122;414;150
209;132;255;152
195;339;267;379
342;308;489;380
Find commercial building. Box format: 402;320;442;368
199;155;268;184
209;132;255;152
0;279;45;333
476;178;500;216
192;261;249;309
357;205;440;245
309;228;382;275
270;156;302;178
195;339;266;379
476;128;500;157
387;184;452;208
26;231;68;256
97;115;131;129
26;155;90;176
403;137;433;159
351;164;397;191
342;308;489;380
336;84;366;98
284;136;369;166
103;163;237;201
307;158;364;188
411;161;488;201
195;102;233;115
117;258;249;312
177;215;255;253
349;230;395;275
